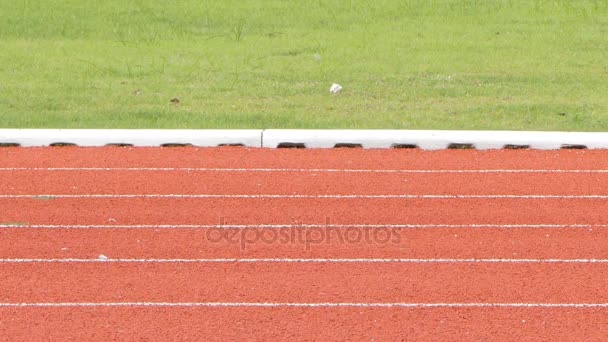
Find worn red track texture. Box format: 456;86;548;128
1;147;608;341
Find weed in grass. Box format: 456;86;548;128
230;17;247;42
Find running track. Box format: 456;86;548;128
2;147;608;340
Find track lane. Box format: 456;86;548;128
2;263;608;303
3;197;607;225
2;147;608;170
0;227;607;260
2;307;607;341
4;170;608;195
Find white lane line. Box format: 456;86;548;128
2;258;608;263
1;167;608;173
1;302;607;308
3;194;608;199
1;224;607;229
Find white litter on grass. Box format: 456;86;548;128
98;254;108;261
330;83;343;95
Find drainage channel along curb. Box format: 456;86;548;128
262;130;608;149
0;129;263;147
0;129;607;149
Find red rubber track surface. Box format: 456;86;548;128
2;147;608;341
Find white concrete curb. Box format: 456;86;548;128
0;129;607;149
262;130;608;149
0;129;262;147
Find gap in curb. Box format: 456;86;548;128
334;143;363;148
0;143;20;147
277;143;306;148
160;143;193;147
49;142;77;147
218;143;245;147
106;143;134;147
391;144;418;149
561;144;587;150
447;143;475;149
503;144;530;150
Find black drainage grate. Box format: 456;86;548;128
447;143;475;149
106;143;134;147
561;144;587;149
49;142;77;147
277;143;306;148
334;143;363;148
160;143;193;147
0;143;20;147
504;144;530;149
391;144;419;149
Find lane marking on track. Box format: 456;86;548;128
1;224;607;229
2;167;608;173
1;302;608;308
3;194;608;199
2;258;608;263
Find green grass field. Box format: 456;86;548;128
1;0;607;130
